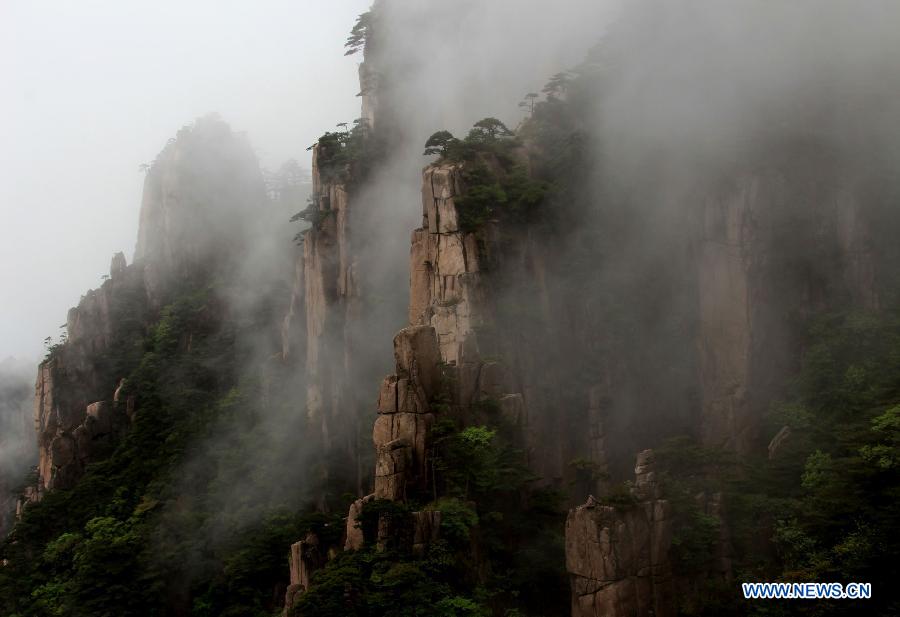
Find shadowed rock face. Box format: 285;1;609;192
565;451;675;617
697;163;881;454
566;450;735;617
284;533;323;614
134;114;266;308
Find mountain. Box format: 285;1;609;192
3;3;900;617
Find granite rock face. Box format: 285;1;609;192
31;254;147;496
411;164;485;364
283;533;323;615
565;451;675;617
335;161;507;563
696;168;881;453
372;325;440;500
279;140;380;476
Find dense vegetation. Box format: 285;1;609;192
0;288;338;617
294;410;568;617
644;309;900;617
422;41;900;616
4;10;900;617
734;310;900;616
424;118;551;232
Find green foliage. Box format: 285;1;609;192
670;508;720;571
720;310;900;616
567;457;610;490
356;499;411;547
293;543;485;617
455;171;507;231
467;118;513;142
0;287;337;617
304;411;564;617
652;438;733;576
422;118;517;166
345;11;373;56
312;119;384;188
421;117;553;232
860;405;900;469
436;425;534;501
429;497;478;547
597;483;638;510
424;130;458;157
542;72;572;98
290;198;329;230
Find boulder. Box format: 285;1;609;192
393;326;441;400
345;494;375;551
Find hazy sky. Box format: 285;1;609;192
0;1;370;363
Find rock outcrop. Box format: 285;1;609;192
294;146;359;453
32;254;147;496
373;325;440;500
565;450;675;617
22;117;267;511
283;533;324;615
287;159;527;605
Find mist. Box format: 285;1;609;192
130;0;625;571
0;0;370;361
595;0;900;182
192;0;900;517
558;0;900;463
4;1;900;614
0;358;35;536
340;0;900;474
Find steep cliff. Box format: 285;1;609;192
283;148;571;614
21;114;267;507
566;451;675;617
135;114;267;308
282;145;362;465
32;253;146;495
5;4;900;617
278;1;409;499
696;160;882;453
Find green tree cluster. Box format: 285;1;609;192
0;288;342;617
423;118;551;232
295;409;567;617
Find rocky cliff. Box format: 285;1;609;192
697;163;881;453
563;153;888;615
7;5;900;616
283;158;514;610
31;253;147;496
281;145;362;463
135;114;266;308
566;451;675;617
20;116;267;510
